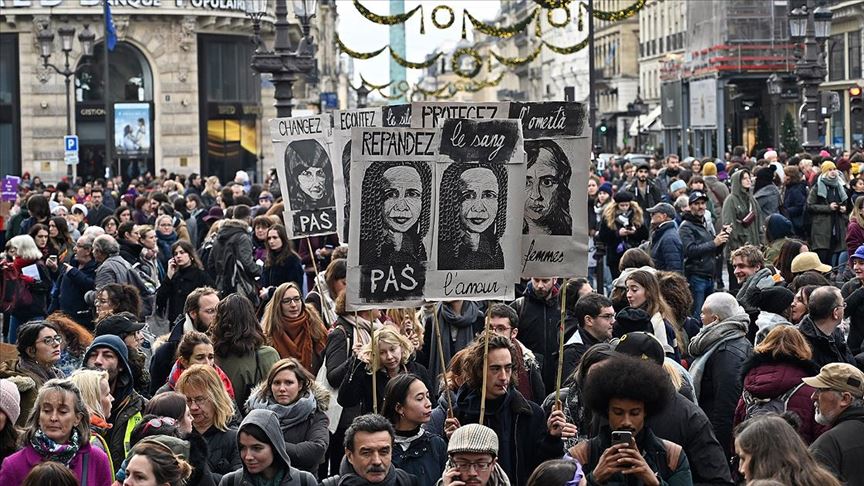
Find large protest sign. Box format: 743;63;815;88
510;102;591;278
269;114;338;237
332;108;381;243
346;127;439;310
426;118;526;301
410;101;508;129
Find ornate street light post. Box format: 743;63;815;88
628;88;648;153
37;23;95;178
788;1;833;152
355;83;370;109
245;0;318;118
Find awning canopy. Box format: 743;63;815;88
629;105;663;136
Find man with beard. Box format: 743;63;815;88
427;334;573;486
657;154;691;194
320;414;418;486
680;191;729;317
570;354;692;486
83;335;146;472
804;363;864;485
511;277;566;391
86;188;113;227
438;425;509;486
622;162;663;211
562;292;615;378
149;287;220;395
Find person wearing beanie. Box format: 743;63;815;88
0;378;21;461
82;334;146;473
842;244;864;361
598;191;649;279
666;179;688;205
753;286;795;343
598;182;613;197
439;424;509;486
702;162;717;177
763;214;795;263
754;166;781;223
808;160;849;266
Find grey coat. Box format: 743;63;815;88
219;409;317;486
807;179;849;252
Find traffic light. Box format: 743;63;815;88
852;86;863;113
598;121;608;135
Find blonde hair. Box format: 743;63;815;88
175;364;234;431
385;308;424;349
8;235;43;260
24;379;90;445
360;327;414;369
602;199;644;230
69;369;110;420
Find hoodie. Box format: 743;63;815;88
219;409;318;486
83;335;145;473
721;170;763;258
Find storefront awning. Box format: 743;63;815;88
629;106;663;136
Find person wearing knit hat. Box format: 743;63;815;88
440;424;509;486
754;166;781;223
702;162;717;176
809;158;849;267
598;182;613;197
0;378;20;426
668;179;687;200
612;190;634;204
753;286;795;343
821;160;837;173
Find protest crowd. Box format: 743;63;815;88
2;129;864;486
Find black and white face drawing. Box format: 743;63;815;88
437;162;508;270
285;139;335;210
523;140;572;236
359;161;432;266
342;142;352;242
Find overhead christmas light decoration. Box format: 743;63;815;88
461;8;538;39
432;5;455;29
353;0;425;32
390;49;442;69
490;44;543;67
451;47;483;78
586;0;646;21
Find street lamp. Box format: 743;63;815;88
788;0;833;153
355;83;370;108
37;23;95;177
628;88;648;153
246;0;318;118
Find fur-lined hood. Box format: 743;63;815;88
246;379;330;414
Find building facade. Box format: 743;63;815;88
824;0;863;149
0;0;344;183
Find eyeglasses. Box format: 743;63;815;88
186;396;208;406
281;297;302;305
40;335;63;346
835;302;847;310
596;314;616;320
452;461;493;472
490;326;512;334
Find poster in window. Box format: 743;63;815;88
114;103;151;158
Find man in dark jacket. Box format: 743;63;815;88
614;332;734;486
622;162;663;211
799;287;857;368
117;221;144;265
206;204;260;304
149;287;220;395
83;335;146;472
48;233;98;328
486;303;545;404
562;292;614;379
320;414;418;486
680;192;728;317
842;245;864;362
86;188;113;227
510;277;568;391
647;202;684;273
804;363;864;486
783;166;810;238
689;293;752;457
427;335;570;486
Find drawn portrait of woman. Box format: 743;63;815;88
342;142;352;242
285;139;335;210
359;161;432;266
523;139;573;236
437;162;508;270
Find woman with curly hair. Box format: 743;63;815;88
245;358;330;476
45;312;93;377
260;282;327;374
572;355;690;486
93;283;142;322
359;161;432;266
597;191;648;279
437;162;508;270
211;293;280;411
734;415;839;486
523;140;573;236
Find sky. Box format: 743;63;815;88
335;0;503;91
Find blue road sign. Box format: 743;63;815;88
64;135;79;153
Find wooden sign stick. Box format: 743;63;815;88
555;281;568;407
478;314;491;426
371;328;379;414
432;306;454;417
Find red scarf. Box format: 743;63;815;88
271;311;326;372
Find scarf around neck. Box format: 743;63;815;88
427;301;483;382
272;310;325;372
688;316;748;398
816;174;848;202
246;390;318;430
31;427;81;466
17;357;63;387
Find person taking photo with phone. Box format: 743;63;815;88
569;354;693;486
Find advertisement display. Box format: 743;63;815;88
689;78;718;128
114;102;152;158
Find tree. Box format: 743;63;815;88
780;112;801;155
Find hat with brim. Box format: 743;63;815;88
613;332;665;366
802;363;864;398
688;191;709;204
790;252;832;274
94;312;145;337
647;202;677;219
851;244;864;262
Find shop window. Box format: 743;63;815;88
849;31;862;79
829;35;845;82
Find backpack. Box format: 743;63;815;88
742;383;805;420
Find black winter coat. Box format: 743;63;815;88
842;278;864;356
195;425;241;484
155;265;213;324
650;221;684;273
810;406;864;486
323;317;361;430
339;357;433;415
206;220;260;300
392;431;447;486
679;213;721;278
149;313;187;396
798;315;857;368
783;181;809;237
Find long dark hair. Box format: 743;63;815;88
170;239;203;270
211;293;265;357
380;373;423;425
285;139;334;209
774;239;806;284
264;224;299;266
523;140;572;235
49;216;74;249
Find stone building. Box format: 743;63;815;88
0;0;345;183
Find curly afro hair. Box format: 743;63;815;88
582;355;673;417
